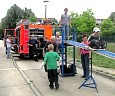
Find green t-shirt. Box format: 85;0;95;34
44;51;60;69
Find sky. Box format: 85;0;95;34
0;0;115;22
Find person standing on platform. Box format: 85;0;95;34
79;34;91;79
59;8;71;40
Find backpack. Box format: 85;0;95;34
89;40;106;49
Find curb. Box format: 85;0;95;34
77;64;115;82
67;60;115;82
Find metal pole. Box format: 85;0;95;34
45;5;47;20
43;0;49;21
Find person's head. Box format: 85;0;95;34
82;34;88;42
56;32;60;37
50;36;55;43
64;8;68;14
48;44;54;51
8;35;11;39
93;27;100;36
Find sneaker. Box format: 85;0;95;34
34;59;38;62
55;84;59;90
85;76;90;80
49;85;54;89
75;72;77;74
7;57;10;59
81;75;86;78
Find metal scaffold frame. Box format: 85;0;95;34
55;26;115;92
55;27;76;77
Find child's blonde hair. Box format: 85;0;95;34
48;44;54;51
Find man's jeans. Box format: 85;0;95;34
62;24;69;40
7;47;11;58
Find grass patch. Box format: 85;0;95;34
106;42;115;52
92;53;115;69
67;42;115;69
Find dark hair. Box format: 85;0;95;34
82;34;87;38
64;8;68;11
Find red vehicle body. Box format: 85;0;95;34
13;21;53;58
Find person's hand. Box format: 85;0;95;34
40;64;43;69
58;57;62;64
69;24;72;28
59;24;62;28
89;56;92;59
58;60;61;64
30;44;33;46
40;62;46;69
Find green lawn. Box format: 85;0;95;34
67;43;115;69
106;42;115;52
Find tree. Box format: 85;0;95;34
1;4;36;29
109;12;115;23
23;7;36;21
70;9;96;34
70;11;79;30
101;18;115;36
0;23;4;34
29;16;37;22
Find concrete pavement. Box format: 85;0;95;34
0;40;36;96
0;40;115;96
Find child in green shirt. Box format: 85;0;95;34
41;44;61;89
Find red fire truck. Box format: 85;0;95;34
13;20;53;58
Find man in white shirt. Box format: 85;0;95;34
6;35;11;59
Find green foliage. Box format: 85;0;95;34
109;12;115;23
29;16;37;22
106;42;115;52
0;23;4;34
1;4;36;29
101;18;115;36
92;52;115;69
52;18;58;23
23;8;37;22
70;9;96;34
70;11;79;29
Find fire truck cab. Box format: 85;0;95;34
14;20;53;58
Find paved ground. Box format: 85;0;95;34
0;41;36;96
0;40;115;96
